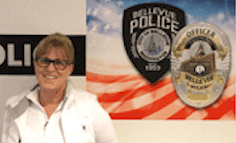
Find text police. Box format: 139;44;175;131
130;7;180;35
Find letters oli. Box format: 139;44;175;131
0;43;31;67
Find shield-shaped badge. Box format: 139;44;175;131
171;22;231;108
122;3;186;84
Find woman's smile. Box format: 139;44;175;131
43;75;57;79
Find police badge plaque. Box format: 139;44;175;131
171;22;231;108
122;3;186;84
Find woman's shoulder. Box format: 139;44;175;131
6;84;38;108
70;86;97;101
68;85;99;112
5;89;31;108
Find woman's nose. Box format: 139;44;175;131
46;62;57;71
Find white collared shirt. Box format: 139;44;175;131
2;84;118;143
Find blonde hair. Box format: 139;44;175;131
33;32;74;64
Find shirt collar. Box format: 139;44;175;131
28;83;73;109
9;83;74;110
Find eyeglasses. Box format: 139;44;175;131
35;57;71;70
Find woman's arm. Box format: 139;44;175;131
2;106;21;143
91;100;119;143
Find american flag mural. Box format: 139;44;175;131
86;0;235;120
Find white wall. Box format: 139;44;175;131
0;1;235;143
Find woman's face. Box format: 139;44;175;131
34;47;73;91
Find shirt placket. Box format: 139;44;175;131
41;108;50;143
42;103;65;143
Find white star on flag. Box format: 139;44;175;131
117;0;124;6
91;23;98;32
104;9;111;16
104;23;111;31
87;8;91;15
93;9;99;17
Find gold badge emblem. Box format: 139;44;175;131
171;22;231;108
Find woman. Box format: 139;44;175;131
2;33;118;143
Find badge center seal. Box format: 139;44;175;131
136;28;170;62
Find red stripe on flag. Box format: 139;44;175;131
97;78;173;102
109;91;179;119
86;71;142;83
203;95;235;120
167;106;196;120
